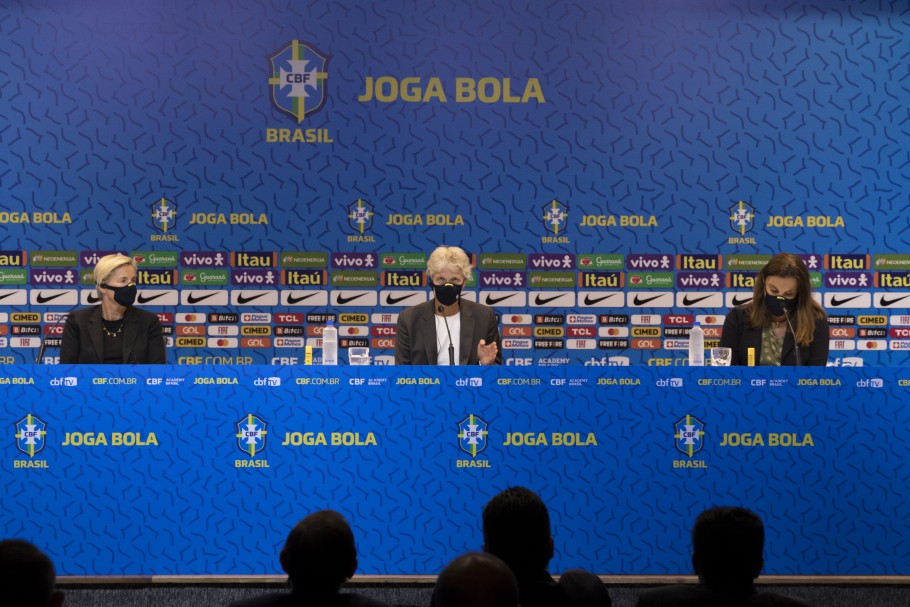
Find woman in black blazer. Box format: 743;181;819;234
60;254;166;364
719;253;828;366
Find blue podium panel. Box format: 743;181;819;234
3;365;910;575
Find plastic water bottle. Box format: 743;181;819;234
688;322;704;366
322;320;338;365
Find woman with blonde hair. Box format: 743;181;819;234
60;253;166;364
395;246;500;365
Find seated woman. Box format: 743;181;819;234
719;253;828;366
60;253;166;364
395;245;500;365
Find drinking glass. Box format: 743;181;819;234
349;347;370;365
711;347;732;366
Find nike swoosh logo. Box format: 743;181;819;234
236;293;267;304
386;293;418;305
534;294;564;305
633;294;665;306
485;294;516;305
138;292;168;304
187;292;220;304
0;291;21;301
286;292;319;304
87;293;101;304
830;295;861;307
36;292;67;304
880;295;910;307
583;294;617;305
732;295;752;306
336;293;368;305
682;294;714;306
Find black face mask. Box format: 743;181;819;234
764;294;795;316
101;282;137;307
433;282;462;306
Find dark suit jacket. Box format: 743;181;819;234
635;584;811;607
719;305;829;366
229;591;390;607
395;298;501;365
60;306;166;364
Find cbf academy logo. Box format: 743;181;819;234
15;414;47;457
542;200;568;235
348;199;374;233
235;414;268;457
674;414;705;457
268;41;329;123
457;414;488;458
151;197;177;233
729;201;755;236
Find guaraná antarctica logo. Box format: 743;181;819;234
674;414;705;457
151;197;177;233
457;414;489;458
268;40;329;123
236;414;268;457
15;414;47;458
729;201;755;236
542;199;568;235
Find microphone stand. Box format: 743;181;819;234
779;298;801;366
438;305;455;365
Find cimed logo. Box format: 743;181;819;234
268;40;329;123
674;414;705;457
151;197;177;233
729;201;755;236
457;414;489;458
235;414;268;457
15;414;47;458
348;199;374;233
542;199;568;235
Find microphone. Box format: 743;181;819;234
36;311;70;364
438;305;455;365
779;297;801;366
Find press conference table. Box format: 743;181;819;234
4;364;908;577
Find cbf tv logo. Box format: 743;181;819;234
268;41;329;123
542;200;568;235
348;199;374;233
235;414;268;457
674;414;705;457
457;414;488;458
15;414;47;458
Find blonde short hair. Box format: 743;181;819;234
427;246;472;283
93;254;137;286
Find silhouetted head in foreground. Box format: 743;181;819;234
0;539;65;607
433;552;519;607
280;510;358;595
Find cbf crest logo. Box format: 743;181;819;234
457;414;489;458
674;414;705;457
151;197;177;233
348;199;374;233
268;41;329;123
15;414;47;458
235;414;268;457
729;201;755;236
542;199;568;235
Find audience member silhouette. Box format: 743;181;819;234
483;486;611;607
431;552;519;607
229;510;389;607
635;506;811;606
0;539;65;607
